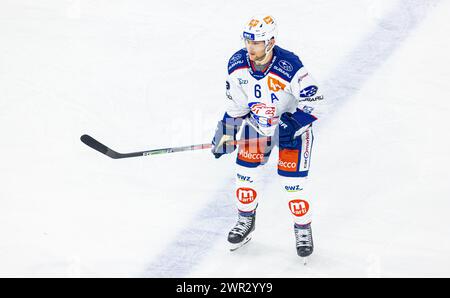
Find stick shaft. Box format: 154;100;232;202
80;134;270;159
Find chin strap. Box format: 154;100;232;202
264;39;275;54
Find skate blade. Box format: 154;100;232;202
302;257;308;265
229;234;253;252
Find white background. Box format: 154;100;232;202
0;0;449;277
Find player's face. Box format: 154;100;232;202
245;40;267;62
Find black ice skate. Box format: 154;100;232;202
228;213;256;251
294;223;314;264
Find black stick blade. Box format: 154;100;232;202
80;134;121;158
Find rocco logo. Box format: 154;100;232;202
236;187;257;204
289;199;309;217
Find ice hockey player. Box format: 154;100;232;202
211;14;325;262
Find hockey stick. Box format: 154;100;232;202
80;134;270;159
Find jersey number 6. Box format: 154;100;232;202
254;84;262;98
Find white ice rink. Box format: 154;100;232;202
1;0;449;277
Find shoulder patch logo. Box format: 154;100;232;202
278;60;293;72
300;85;318;98
230;53;242;63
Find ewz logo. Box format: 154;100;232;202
237;173;253;183
284;185;303;192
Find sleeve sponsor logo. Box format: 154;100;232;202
298;72;309;82
289;199;309;217
268;76;286;92
300;85;318;98
278;60;294;72
300;95;324;102
236;187;257;204
226;80;230;90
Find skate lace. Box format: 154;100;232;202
231;216;253;236
295;226;312;247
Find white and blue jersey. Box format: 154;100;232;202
225;45;325;137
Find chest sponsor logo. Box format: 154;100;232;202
273;65;292;79
278;60;293;72
268;76;286;92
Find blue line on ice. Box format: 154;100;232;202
142;0;439;278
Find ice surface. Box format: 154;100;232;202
0;0;449;277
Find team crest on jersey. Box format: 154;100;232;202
248;102;278;128
249;102;276;118
268;76;286;92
